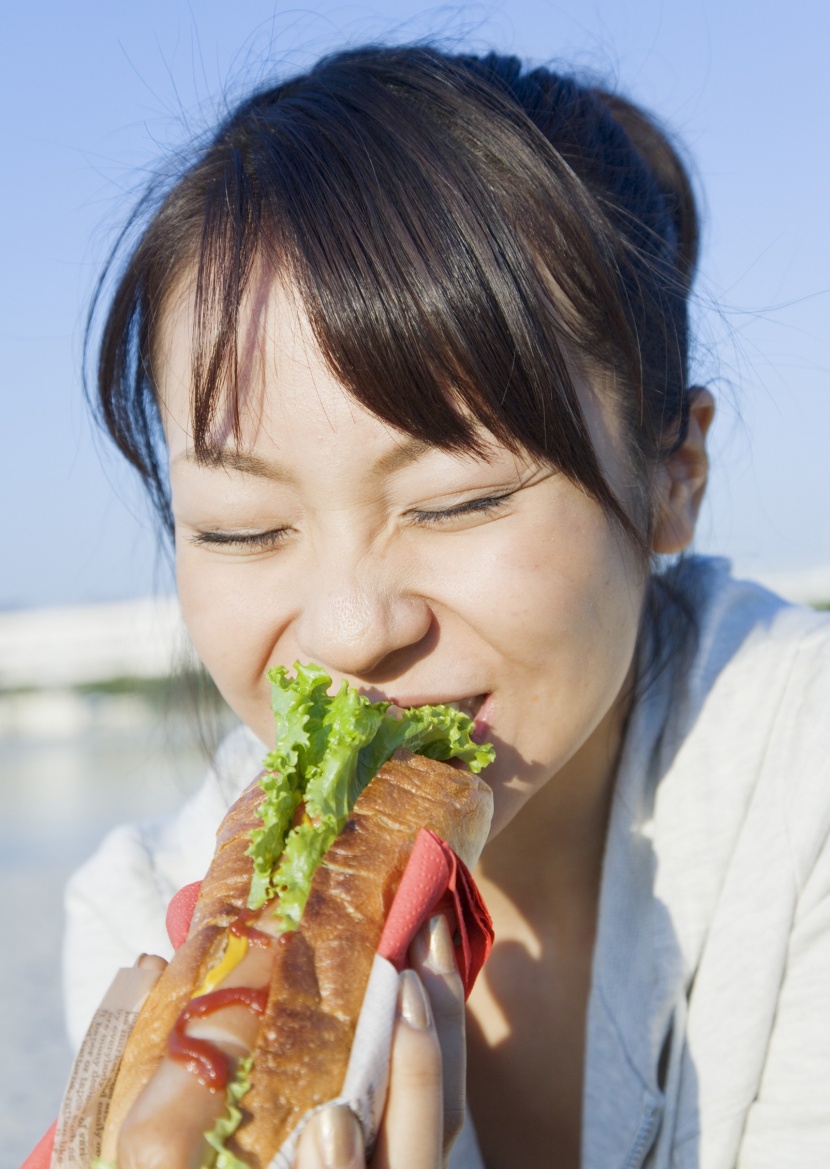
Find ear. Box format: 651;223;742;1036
651;388;715;555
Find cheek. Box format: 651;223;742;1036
456;501;644;680
499;517;643;768
548;534;644;702
175;546;279;736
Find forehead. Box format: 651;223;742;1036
158;273;348;450
155;267;628;499
156;272;476;476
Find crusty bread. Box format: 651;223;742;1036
100;780;267;1156
102;750;492;1167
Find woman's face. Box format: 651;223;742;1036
159;281;647;838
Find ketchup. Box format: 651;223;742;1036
168;984;268;1090
168;906;277;1089
229;906;272;947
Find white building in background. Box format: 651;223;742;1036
0;596;187;690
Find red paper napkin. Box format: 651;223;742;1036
19;1120;56;1169
166;879;202;951
377;829;493;999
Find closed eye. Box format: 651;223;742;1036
409;493;513;526
189;528;291;551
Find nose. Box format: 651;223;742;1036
292;566;433;679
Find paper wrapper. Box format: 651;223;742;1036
23;828;492;1169
19;967;163;1169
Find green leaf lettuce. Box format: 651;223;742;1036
202;1054;253;1169
246;663;494;921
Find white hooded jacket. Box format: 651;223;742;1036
63;559;830;1168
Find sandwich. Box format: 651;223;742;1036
92;662;494;1169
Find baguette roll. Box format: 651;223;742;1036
101;749;492;1169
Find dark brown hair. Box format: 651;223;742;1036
90;46;699;554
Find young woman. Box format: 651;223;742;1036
64;46;830;1169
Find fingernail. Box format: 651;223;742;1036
135;953;167;973
398;968;432;1030
425;913;456;974
314;1104;360;1168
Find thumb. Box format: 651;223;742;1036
295;1105;366;1169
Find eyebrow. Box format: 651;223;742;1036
171;449;297;483
172;436;432;480
373;436;431;475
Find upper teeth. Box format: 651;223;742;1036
446;696;484;719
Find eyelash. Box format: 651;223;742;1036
189;528;291;550
189;494;513;549
410;493;513;526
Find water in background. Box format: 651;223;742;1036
0;689;235;1167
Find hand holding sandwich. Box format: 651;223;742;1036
295;913;466;1169
135;912;466;1169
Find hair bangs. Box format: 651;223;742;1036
93;46;699;557
182;52;636;537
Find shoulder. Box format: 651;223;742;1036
657;556;830;782
646;561;830;1166
590;560;830;1167
647;556;830;939
669;554;830;687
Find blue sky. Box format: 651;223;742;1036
2;0;828;608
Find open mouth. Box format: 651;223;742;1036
384;692;491;743
389;692;492;764
443;694;488;722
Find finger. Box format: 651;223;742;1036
296;1104;365;1169
372;969;443;1169
135;953;168;973
409;915;466;1148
